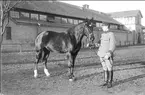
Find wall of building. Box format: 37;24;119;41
114;17;135;25
113;13;144;45
37;26;68;34
92;30;134;46
114;15;142;33
3;20;71;44
125;24;136;31
135;14;142;26
3;20;37;44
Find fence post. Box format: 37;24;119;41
19;44;22;53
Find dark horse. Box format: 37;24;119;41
34;18;95;81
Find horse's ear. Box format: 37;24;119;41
90;17;94;22
84;18;89;24
85;18;88;22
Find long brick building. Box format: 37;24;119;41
2;1;135;52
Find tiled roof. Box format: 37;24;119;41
108;10;143;18
12;1;122;25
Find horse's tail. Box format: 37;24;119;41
35;31;46;50
35;45;41;52
35;31;46;61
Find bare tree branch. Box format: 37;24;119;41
0;1;4;35
5;0;22;13
2;15;9;35
4;1;10;11
1;0;22;35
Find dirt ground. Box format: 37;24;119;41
1;45;145;95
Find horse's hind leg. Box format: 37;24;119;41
43;49;50;77
34;50;42;78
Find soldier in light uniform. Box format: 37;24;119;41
97;22;116;88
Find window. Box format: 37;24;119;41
47;15;55;22
5;27;11;40
55;16;61;23
124;17;128;25
118;26;123;30
96;22;101;27
68;18;73;24
120;17;125;24
39;14;47;21
61;17;67;23
31;13;38;20
10;11;19;18
96;23;99;27
110;25;117;29
74;19;78;24
132;17;135;24
20;12;29;19
79;20;83;23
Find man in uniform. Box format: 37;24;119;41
97;22;116;88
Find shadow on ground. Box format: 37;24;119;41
74;61;145;86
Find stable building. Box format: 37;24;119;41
2;1;129;52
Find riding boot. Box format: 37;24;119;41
102;70;108;86
107;70;113;88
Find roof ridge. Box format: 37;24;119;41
108;9;141;14
59;1;82;10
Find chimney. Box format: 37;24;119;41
83;4;89;9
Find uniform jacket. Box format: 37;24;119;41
97;31;116;57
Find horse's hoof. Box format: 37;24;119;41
69;76;75;81
46;74;50;77
34;75;38;78
34;70;38;78
69;78;74;82
44;69;50;77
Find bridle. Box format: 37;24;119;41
84;22;95;47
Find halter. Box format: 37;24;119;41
83;22;94;47
84;23;92;38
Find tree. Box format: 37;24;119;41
0;0;22;93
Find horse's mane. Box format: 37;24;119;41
66;21;85;35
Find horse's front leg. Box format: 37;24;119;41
67;53;77;81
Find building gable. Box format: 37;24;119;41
108;10;143;18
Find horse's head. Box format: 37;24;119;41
84;18;95;47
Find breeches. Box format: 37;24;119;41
99;57;113;71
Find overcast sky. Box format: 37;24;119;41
61;1;145;26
